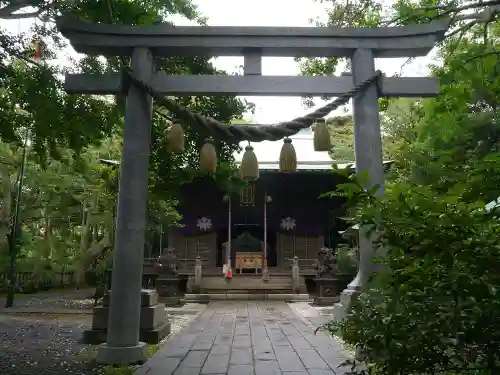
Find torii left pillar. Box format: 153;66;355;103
96;47;153;364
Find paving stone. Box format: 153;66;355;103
201;353;230;374
296;350;330;369
227;364;254;375
174;368;202;375
272;338;291;347
161;345;193;358
274;347;306;372
138;357;181;375
288;338;313;350
192;340;215;351
232;338;252;348
179;350;209;368
230;348;253;365
307;370;339;375
210;345;231;355
254;359;281;375
214;334;233;344
253;347;276;361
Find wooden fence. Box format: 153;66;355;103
0;271;76;292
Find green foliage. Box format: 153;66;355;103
312;2;500;374
325;115;394;161
0;0;248;281
334;244;358;276
331;176;500;374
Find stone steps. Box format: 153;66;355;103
184;274;309;302
183;293;310;302
198;275;295;291
201;288;294;294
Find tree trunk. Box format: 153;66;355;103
76;200;91;288
75;233;111;286
31;205;52;284
0;165;12;252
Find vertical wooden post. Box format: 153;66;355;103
96;47;153;365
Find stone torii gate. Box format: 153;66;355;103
56;17;448;364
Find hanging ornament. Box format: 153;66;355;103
240;144;259;180
200;137;217;173
279;137;297;173
313;119;332;152
166;122;184;152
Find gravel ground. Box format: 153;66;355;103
0;289;203;375
0;289;95;312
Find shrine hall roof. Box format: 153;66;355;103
234;127;351;171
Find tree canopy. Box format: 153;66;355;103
0;0;250;290
308;1;500;374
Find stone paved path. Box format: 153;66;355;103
136;301;352;375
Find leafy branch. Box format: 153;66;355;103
0;0;67;20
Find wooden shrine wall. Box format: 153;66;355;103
170;232;216;269
278;233;324;267
168;231;323;271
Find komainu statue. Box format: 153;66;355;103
314;247;339;277
154;247;178;276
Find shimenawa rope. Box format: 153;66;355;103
122;66;382;143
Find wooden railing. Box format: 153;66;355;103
143;257;208;275
141;257;207;290
285;258;317;271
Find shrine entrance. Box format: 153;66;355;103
217;226;278;270
56;15;448;364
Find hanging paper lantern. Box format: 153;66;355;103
200;137;217;173
313;119;332;152
240;144;259;180
166;122;184;153
279;137;297;173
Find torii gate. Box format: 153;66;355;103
56;17;448;364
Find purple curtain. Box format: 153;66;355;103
172;212;223;236
272;184;328;236
172;177;225;236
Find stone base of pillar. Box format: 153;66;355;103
84;289;171;346
96;342;148;365
332;286;361;321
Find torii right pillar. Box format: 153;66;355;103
334;45;435;318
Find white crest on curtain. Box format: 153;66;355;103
197;217;212;231
280;217;296;231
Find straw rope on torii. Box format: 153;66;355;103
122;65;383;176
123;65;382;143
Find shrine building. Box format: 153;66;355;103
153;128;356;299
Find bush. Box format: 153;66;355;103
329;179;500;374
335;245;358;276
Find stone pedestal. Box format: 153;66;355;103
332;285;361;320
84;289;171;345
313;275;352;306
262;267;269;282
156;277;182;306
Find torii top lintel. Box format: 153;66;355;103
56;17;450;59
